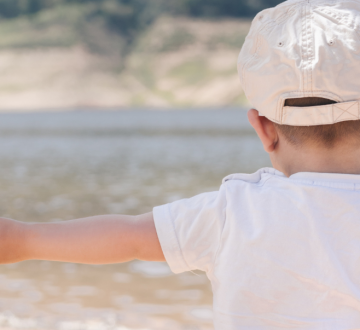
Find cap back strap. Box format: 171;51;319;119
281;100;360;126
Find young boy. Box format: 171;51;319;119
2;0;360;328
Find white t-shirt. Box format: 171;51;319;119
153;167;360;329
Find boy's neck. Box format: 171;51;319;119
272;141;360;177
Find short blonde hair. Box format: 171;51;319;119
274;97;360;148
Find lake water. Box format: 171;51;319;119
0;109;271;330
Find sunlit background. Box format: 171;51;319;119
0;1;281;329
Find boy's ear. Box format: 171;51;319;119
247;109;278;153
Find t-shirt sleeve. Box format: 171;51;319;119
153;186;227;274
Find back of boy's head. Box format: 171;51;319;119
238;0;360;149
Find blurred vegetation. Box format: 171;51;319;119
0;0;283;19
0;0;282;44
0;0;281;108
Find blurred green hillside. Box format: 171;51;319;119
0;0;284;20
0;0;283;51
0;0;282;110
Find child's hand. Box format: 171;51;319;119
0;217;29;264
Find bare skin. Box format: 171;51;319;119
1;109;360;265
247;109;360;176
0;213;165;264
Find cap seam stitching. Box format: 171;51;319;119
305;3;312;93
306;5;309;93
314;0;360;38
301;4;306;93
334;103;359;121
315;7;356;30
310;2;314;95
261;7;298;33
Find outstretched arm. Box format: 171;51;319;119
0;212;165;264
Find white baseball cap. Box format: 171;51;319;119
238;0;360;126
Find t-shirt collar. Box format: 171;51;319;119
289;171;360;190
